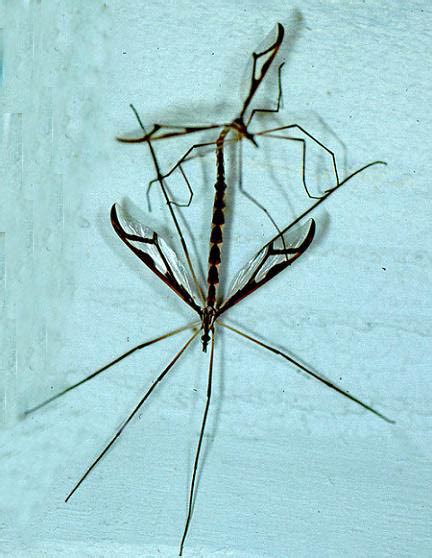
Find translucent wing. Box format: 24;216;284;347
111;204;202;314
217;219;315;315
239;23;284;117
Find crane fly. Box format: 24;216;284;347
118;22;343;234
25;137;392;555
116;22;348;323
24;23;394;557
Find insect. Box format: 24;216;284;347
25;138;391;555
26;20;393;555
116;23;345;321
118;22;343;236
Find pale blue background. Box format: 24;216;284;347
1;1;431;557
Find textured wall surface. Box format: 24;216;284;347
1;1;431;557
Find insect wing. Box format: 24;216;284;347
240;23;284;115
218;219;315;315
111;204;201;313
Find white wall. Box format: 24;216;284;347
1;1;431;556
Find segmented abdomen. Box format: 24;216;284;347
206;134;227;308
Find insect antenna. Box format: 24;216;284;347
218;321;394;424
23;323;197;416
179;329;215;556
65;328;200;503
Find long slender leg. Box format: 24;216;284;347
175;164;194;208
147;125;282;244
234;159;386;274
262;134;328;199
218;321;394;424
146;139;218;210
245;62;284;127
148;124;339;207
146;136;240;210
65;329;200;503
24;323;199;416
242;56;341;201
127;105;205;304
118;107;221;212
237;139;282;235
257;125;340;197
151;140;219;181
179;330;215;556
275;161;386;239
146;162;195;215
244;62;340;200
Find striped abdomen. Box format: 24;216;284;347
206;133;228;308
